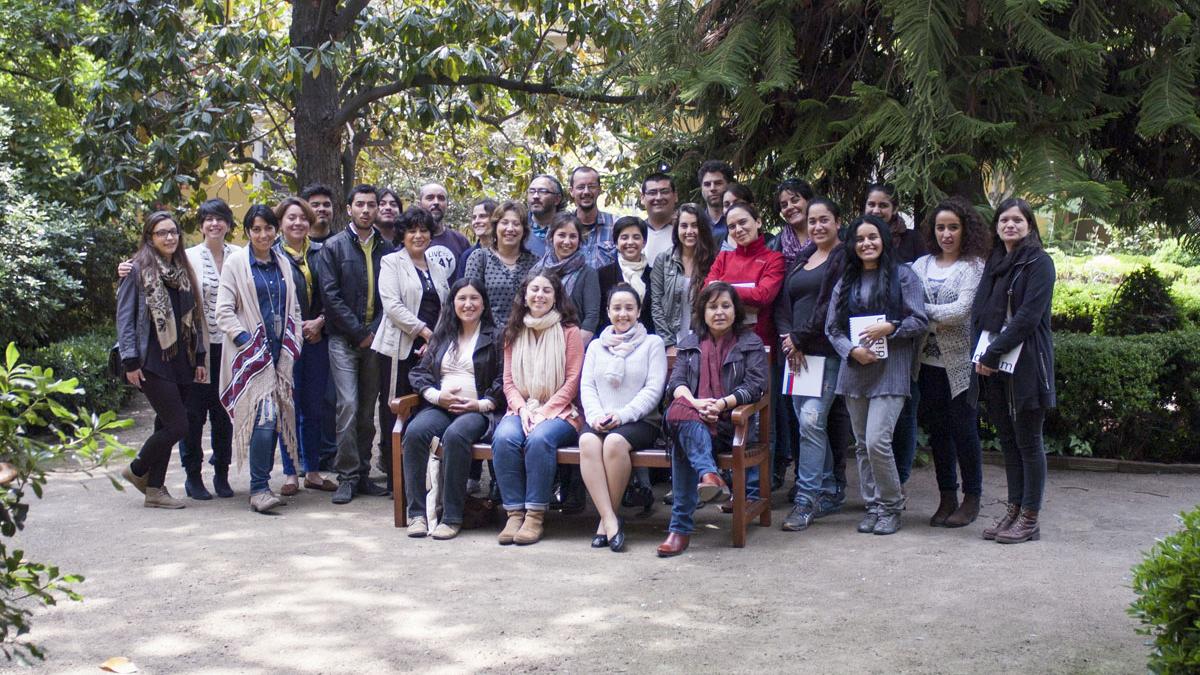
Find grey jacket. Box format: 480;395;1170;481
667;330;767;440
116;262;206;370
650;249;689;348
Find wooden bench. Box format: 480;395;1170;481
389;353;773;547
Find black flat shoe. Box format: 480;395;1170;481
609;518;626;553
591;534;609;548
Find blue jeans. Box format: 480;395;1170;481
249;401;278;494
791;356;841;507
668;420;730;535
918;364;982;495
492;415;578;511
281;336;332;476
892;378;921;483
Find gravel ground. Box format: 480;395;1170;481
6;398;1196;674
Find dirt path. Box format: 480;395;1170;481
7;398;1195;673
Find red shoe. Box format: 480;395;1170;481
697;472;729;504
656;532;690;557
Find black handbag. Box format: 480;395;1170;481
108;342;127;383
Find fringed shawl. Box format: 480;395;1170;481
214;247;303;471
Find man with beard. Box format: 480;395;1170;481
376;188;403;246
698;160;734;247
525;174;562;258
316;184;393;504
417;182;471;281
301;183;339;243
640;172;679;264
569;166;617;268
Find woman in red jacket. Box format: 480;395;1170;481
704;202;786;348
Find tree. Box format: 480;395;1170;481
76;0;645;223
632;0;1200;236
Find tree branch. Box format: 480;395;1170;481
331;0;371;38
334;74;637;127
230;153;296;180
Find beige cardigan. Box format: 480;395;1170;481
215;247;303;470
371;249;451;362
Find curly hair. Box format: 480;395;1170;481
921;196;990;259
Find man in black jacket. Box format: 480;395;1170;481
317;184;394;504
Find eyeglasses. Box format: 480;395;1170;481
152;229;180;239
642;188;673;197
527;188;559;197
572;183;600;192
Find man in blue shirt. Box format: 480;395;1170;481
569;166;618;268
525;174;562;258
698;159;735;247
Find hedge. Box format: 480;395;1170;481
1044;331;1200;463
30;325;133;415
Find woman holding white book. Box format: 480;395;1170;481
971;198;1056;545
774;198;848;534
825;215;927;536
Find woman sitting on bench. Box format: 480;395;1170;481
402;279;505;540
578;283;667;553
492;272;585;546
658;282;767;557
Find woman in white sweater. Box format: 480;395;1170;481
578;283;667;552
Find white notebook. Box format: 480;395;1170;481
782;356;826;397
849;315;888;359
972;330;1022;374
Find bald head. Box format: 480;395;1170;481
418;183;449;225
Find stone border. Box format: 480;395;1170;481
981;450;1200;474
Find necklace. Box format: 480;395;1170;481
251;258;283;339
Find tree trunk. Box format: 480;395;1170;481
290;1;347;229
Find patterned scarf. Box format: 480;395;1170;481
141;256;200;364
537;249;587;295
777;224;810;269
598;322;648;387
618;255;648;299
511;310;565;412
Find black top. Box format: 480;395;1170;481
596;261;654;334
416;268;442;330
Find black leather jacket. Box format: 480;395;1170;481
408;326;506;435
315;227;392;343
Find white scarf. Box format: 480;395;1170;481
618;255;648;299
511;310;565;412
598;322;647;387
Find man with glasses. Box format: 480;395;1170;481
525;174;562;258
640;172;679;264
568;166;617;268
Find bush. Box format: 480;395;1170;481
1047;331;1200;462
1129;505;1200;673
1098;265;1181;336
29;327;133;415
1052;280;1111;333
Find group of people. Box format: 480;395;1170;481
114;160;1056;555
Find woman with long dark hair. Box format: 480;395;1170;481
116;211;208;509
972;198;1055;544
913;197;989;527
657;282;767;557
215;205;304;514
825;215;927;535
492;272;585;546
650;203;716;358
776;198;848;533
403;279;506;539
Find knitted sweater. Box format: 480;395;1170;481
911;255;985;399
580;331;668;426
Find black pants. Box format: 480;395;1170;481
178;345;232;474
133;373;191;488
985;379;1047;510
824;395;853;491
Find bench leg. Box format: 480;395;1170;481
758;451;771;527
392;420;406;528
732;453;747;549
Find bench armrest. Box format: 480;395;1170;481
390;394;420;418
730;395;770;451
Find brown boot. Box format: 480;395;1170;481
945;494;981;528
982;503;1020;540
995;508;1039;544
498;510;525;545
514;510;546;545
929;490;959;527
144;486;185;509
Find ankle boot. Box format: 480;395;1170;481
982;503;1020;540
945;493;981;528
995;508;1039;544
498;509;525;545
184;469;213;500
144;486;185;509
929;490;958;527
212;466;234;498
514;510;546;545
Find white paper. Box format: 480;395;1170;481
850;315;888;359
782;356;826;397
972;330;1022;374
